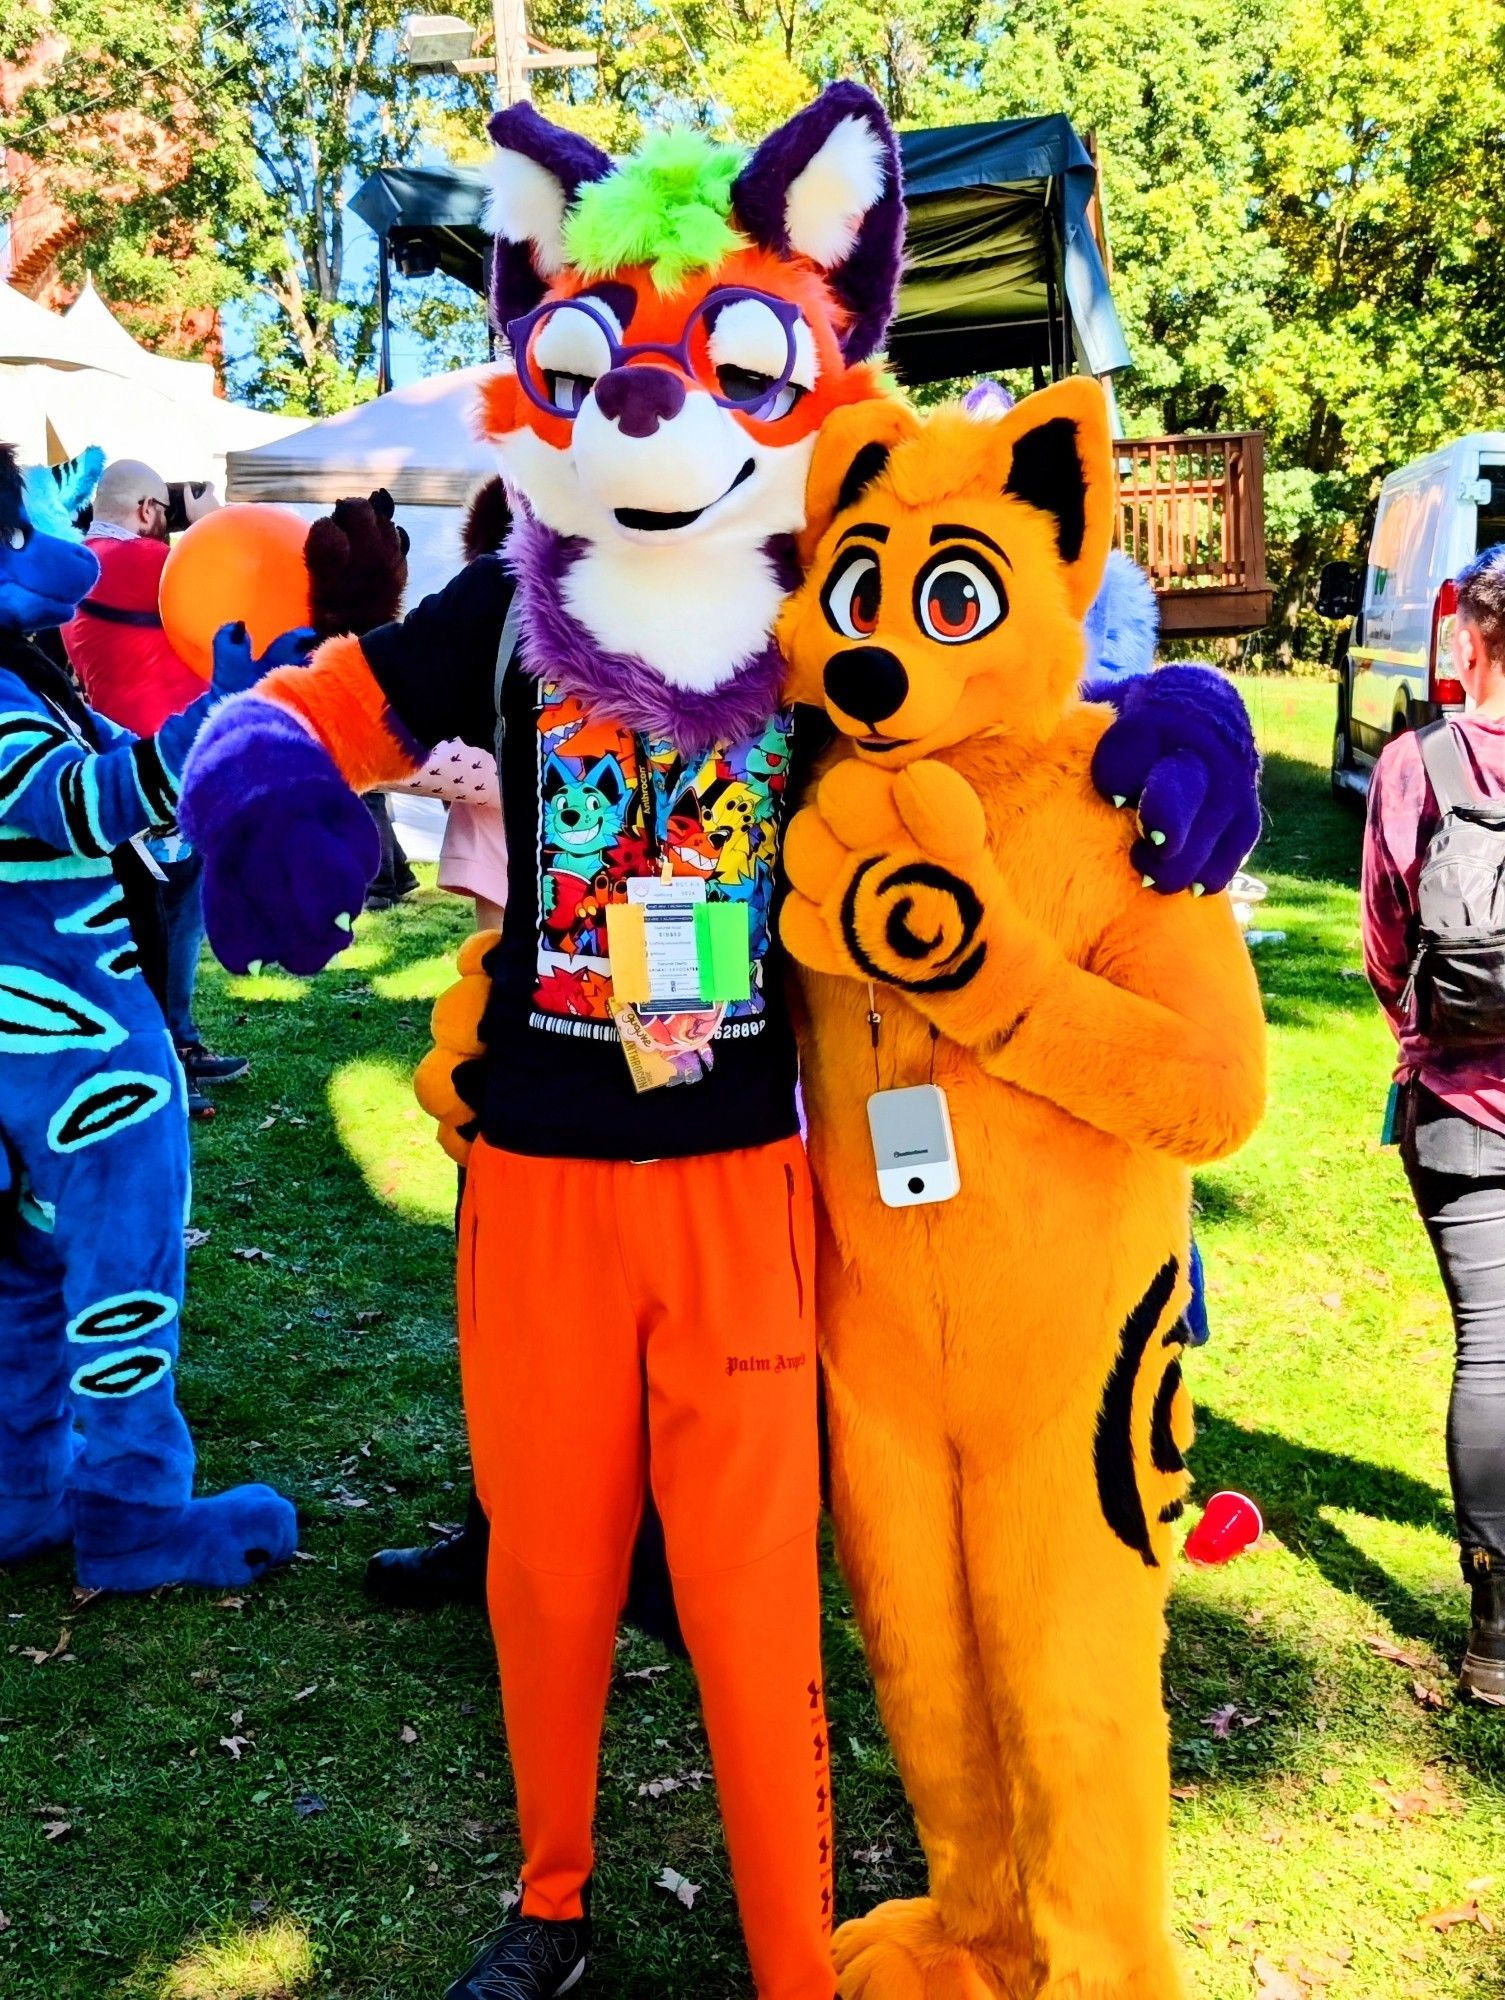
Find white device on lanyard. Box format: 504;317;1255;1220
867;1083;961;1207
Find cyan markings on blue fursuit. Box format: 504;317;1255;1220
56;884;130;935
70;1346;174;1400
98;941;143;980
0;965;126;1053
0;711;71;808
66;1291;176;1344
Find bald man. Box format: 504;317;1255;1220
60;460;246;1108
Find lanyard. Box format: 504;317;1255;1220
633;733;678;883
866;981;939;1091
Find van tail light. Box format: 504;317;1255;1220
1431;579;1464;707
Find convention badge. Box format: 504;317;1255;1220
624;876;709;1008
610;999;724;1093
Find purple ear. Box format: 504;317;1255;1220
730;82;903;363
485;103;612;330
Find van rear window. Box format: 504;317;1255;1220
1478;467;1505;555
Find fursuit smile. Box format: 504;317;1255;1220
613;458;756;535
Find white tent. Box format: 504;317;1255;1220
224;365;501;599
0;281;303;487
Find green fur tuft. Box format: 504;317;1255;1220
563;128;748;293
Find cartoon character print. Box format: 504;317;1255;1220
531;686;789;1036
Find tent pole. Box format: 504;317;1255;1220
378;232;393;395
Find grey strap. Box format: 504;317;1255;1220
493;593;523;776
1418;720;1477;815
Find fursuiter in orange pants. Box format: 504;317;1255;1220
775;381;1268;2000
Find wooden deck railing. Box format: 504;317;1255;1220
1114;432;1272;638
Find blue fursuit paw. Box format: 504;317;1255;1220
73;1484;298;1592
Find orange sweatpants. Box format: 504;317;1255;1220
457;1135;834;2000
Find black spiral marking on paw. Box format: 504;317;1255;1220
839;857;987;994
1093;1256;1185;1566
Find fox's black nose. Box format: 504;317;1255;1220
824;647;909;727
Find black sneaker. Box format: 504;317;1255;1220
179;1042;250;1086
366;1490;489;1610
445;1897;590;2000
186;1076;215;1122
1462;1566;1505;1706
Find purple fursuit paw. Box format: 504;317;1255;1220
178;696;381;975
1088;664;1262;896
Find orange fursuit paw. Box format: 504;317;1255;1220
834;1899;1018;2000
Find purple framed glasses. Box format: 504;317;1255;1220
506;287;807;422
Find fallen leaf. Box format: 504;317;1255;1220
1253;1954;1302;1999
216;1597;246;1612
400;1724;418;1745
41;1821;71;1841
624;1664;672;1683
292;1684;318;1702
1319;1291;1343;1311
293;1793;326;1818
1320;1768;1344;1786
1207;1704;1240;1740
1409;1680;1445;1711
1171;1784;1199;1801
852;1843;893;1867
1422;1901;1487;1933
354;1309;383;1325
219;1735;251;1761
19;1648;49;1666
231;1245;273;1263
1466;1876;1497;1893
1364;1637;1427;1671
1375;1780;1444;1822
183;1226;210;1250
654;1865;700;1910
638;1769;711;1799
0;1910;10;1931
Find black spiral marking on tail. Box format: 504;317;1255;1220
839;856;987;994
1093;1257;1186;1566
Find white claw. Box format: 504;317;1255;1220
1149;829;1167;846
246;959;263;976
1142;874;1156;890
334;912;353;932
1113;794;1128;809
1191;882;1206;897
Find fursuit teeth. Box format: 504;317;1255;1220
508;514;788;756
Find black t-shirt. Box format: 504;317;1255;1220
362;555;812;1162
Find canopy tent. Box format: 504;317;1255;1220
0;281;303;486
224;365;500;599
349;113;1132;392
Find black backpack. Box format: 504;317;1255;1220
1406;720;1505;1045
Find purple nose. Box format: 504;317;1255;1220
593;366;686;439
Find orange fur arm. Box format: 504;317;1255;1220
259;633;423;793
928;883;1267;1165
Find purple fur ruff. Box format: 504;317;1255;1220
508;515;788;756
730;82;903;364
487;104;612;330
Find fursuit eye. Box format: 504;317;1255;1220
915;553;1006;644
715;364;803;419
822;551;882;640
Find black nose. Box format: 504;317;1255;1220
823;647;909;727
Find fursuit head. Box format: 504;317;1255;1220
475;84;904;742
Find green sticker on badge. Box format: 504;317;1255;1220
694;901;751;1003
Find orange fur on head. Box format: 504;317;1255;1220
780;379;1115;759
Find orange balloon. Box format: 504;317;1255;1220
159;504;312;680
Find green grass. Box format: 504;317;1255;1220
3;678;1503;1999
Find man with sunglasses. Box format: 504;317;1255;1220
61;460;248;1115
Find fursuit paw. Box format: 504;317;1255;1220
1034;1951;1186;2000
782;760;993;994
73;1485;298;1593
413;929;498;1165
835;1900;1008;2000
179;697;381;976
1089;664;1261;896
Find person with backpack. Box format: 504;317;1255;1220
1362;543;1505;1705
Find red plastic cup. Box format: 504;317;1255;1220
1184;1491;1263;1566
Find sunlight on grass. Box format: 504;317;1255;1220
327;1052;454;1224
162;1918;313;2000
223;971;309;1004
371;948;465;1003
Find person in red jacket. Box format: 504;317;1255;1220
61;460;247;1112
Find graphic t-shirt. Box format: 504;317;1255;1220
362;554;809;1162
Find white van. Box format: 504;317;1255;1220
1322;434;1505;796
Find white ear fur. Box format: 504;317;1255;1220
484;147;570;279
783;115;888;271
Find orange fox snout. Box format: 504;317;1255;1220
780;380;1117;763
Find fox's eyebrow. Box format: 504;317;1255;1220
837;522;889;546
929;522;1011;568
